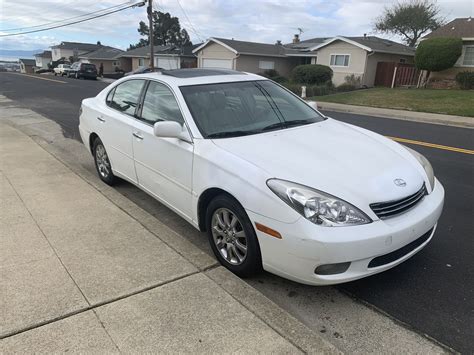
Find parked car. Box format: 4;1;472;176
124;66;162;77
68;62;97;79
79;68;444;285
54;64;70;76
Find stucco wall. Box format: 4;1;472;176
365;52;414;87
235;54;294;76
315;40;368;86
196;42;237;68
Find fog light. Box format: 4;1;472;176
315;262;351;275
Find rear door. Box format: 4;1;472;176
131;80;194;219
97;79;146;183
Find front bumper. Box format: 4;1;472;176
248;178;445;285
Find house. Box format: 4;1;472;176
19;59;35;73
78;47;131;73
51;41;103;62
422;17;474;84
193;35;415;86
34;50;52;69
120;45;199;71
193;37;314;77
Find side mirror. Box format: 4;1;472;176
153;121;192;143
307;100;319;110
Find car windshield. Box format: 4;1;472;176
180;80;325;138
82;64;96;70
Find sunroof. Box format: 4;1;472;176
162;68;245;78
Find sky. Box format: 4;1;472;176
0;0;472;51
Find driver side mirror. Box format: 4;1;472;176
153;121;192;143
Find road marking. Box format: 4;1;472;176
5;72;67;84
388;136;474;155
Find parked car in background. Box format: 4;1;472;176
124;66;162;77
68;62;97;79
79;68;444;286
54;64;70;76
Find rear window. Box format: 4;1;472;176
81;63;96;70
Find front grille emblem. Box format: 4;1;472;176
394;178;407;187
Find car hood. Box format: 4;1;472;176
211;118;425;211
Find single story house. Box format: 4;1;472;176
19;58;35;74
120;45;199;71
193;35;415;86
51;41;103;62
78;47;131;73
421;17;474;84
34;50;52;69
193;37;314;77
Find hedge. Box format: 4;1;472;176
415;38;463;72
282;83;335;97
291;64;333;85
455;71;474;90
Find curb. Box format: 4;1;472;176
318;102;474;129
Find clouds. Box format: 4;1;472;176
0;0;472;50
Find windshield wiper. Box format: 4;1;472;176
260;119;316;132
207;130;257;138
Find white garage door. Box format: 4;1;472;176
202;58;233;69
156;57;179;70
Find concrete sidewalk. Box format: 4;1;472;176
318;102;474;129
0;122;338;353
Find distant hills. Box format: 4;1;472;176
0;49;44;60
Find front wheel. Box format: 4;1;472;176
93;138;116;185
206;194;262;277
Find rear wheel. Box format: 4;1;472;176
206;194;262;277
93;138;116;185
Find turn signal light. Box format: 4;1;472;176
255;223;282;239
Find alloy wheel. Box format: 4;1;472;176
95;144;111;178
211;208;248;265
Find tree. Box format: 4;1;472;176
129;11;192;49
415;37;462;71
374;0;444;47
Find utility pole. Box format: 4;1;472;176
147;0;154;70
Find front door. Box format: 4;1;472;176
131;80;194;219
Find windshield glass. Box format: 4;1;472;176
180;80;325;138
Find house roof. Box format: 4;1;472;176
19;58;35;65
308;36;415;56
34;50;52;58
423;18;474;39
120;44;200;58
51;41;102;52
78;46;124;60
193;37;293;57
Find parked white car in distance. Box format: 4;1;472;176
54;64;70;76
79;69;444;285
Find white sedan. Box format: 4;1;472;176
79;69;444;285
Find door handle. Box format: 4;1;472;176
97;116;105;122
133;132;144;140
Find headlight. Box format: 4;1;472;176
403;146;435;191
267;179;371;227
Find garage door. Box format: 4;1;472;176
156;57;179;70
202;58;233;69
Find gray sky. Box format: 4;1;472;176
1;0;472;50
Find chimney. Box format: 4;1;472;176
292;34;300;44
275;40;282;45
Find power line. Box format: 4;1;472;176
174;0;204;42
0;2;134;32
0;2;145;37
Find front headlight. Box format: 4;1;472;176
403;146;435;191
267;179;371;227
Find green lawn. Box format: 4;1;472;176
314;88;474;117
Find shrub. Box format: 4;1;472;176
291;64;333;85
262;69;279;78
281;83;335;97
336;83;356;92
344;74;362;87
415;38;463;72
282;83;303;95
455;71;474;90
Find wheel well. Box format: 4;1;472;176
89;133;99;154
197;188;239;232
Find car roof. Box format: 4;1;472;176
128;68;265;86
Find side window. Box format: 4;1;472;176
109;80;145;116
140;81;184;125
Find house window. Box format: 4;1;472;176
399;58;406;64
259;60;275;70
301;57;312;65
462;46;474;66
138;58;145;66
330;54;350;67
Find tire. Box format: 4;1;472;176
75;72;79;79
54;72;57;76
93;138;116;185
206;194;262;277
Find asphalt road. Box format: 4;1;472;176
1;72;473;353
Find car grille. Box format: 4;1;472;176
368;228;433;268
370;184;427;219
